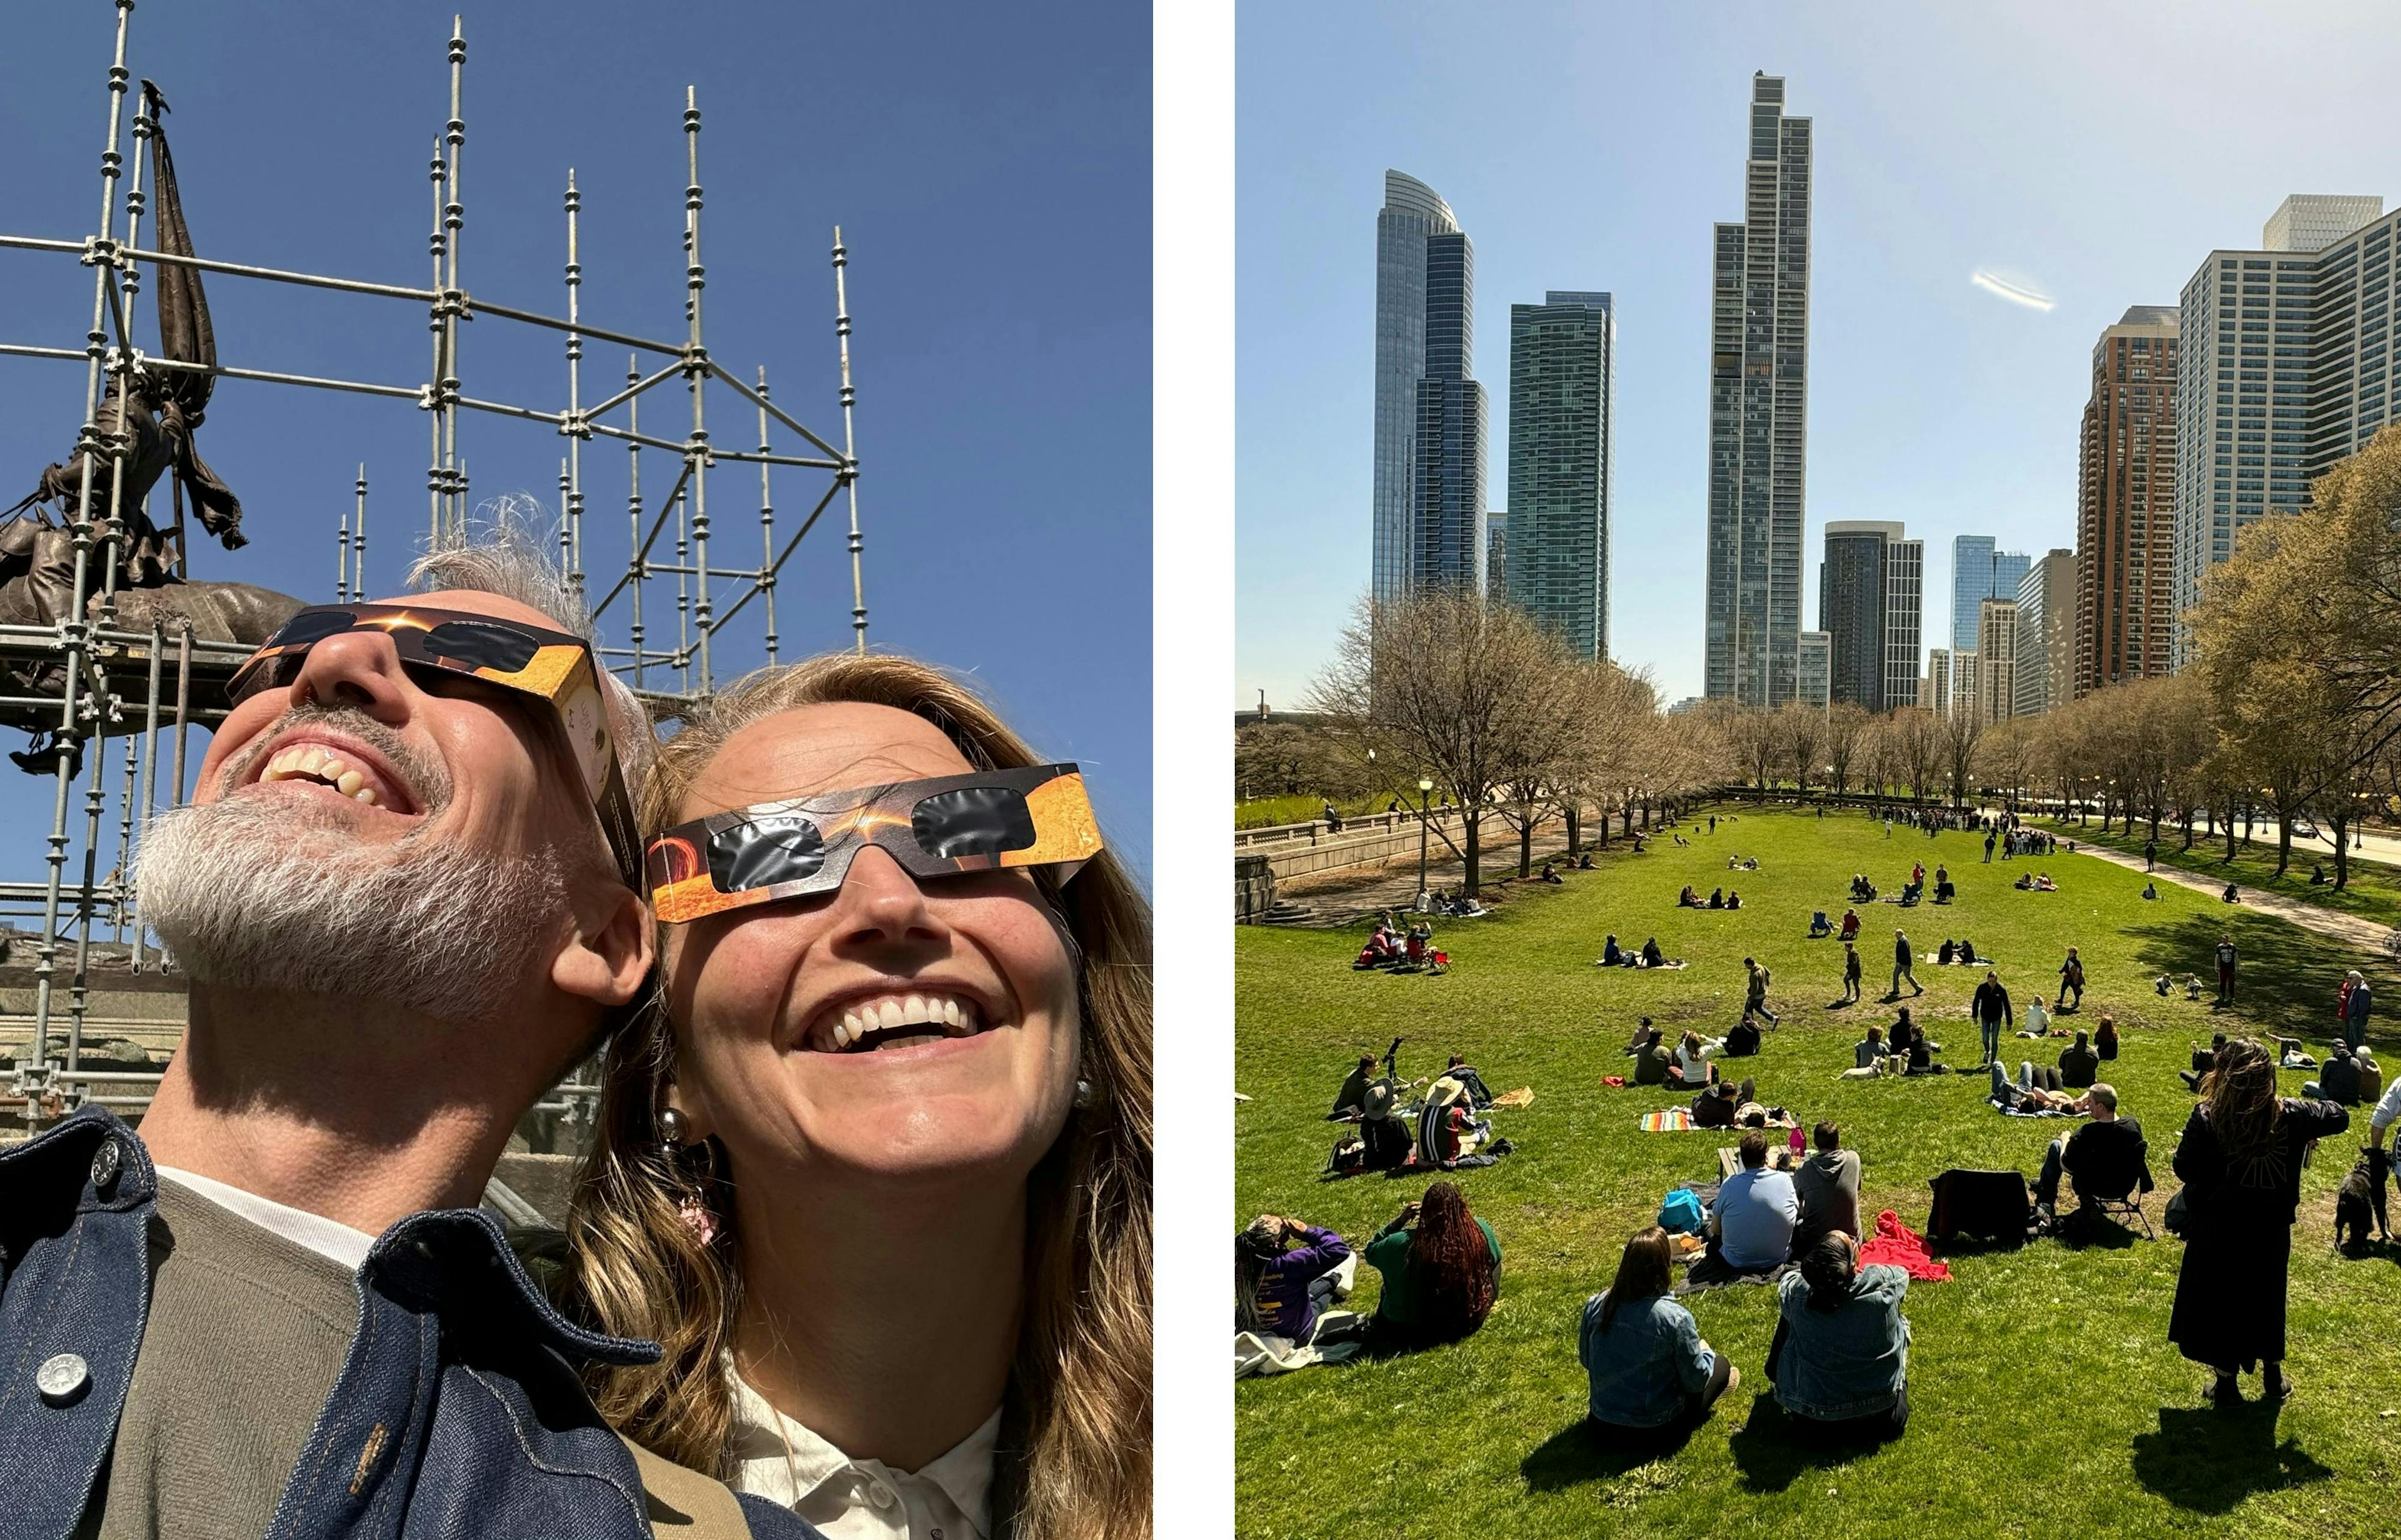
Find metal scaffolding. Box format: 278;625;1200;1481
1;3;868;1132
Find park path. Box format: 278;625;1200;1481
2072;839;2396;954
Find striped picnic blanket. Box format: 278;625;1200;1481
1639;1108;1694;1132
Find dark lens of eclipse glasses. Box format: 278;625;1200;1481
708;813;827;893
271;609;359;648
420;618;545;673
911;786;1038;858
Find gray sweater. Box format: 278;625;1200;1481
1793;1147;1863;1241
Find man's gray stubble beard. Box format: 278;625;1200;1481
134;790;566;1022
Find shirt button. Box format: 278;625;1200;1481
37;1353;90;1406
868;1481;895;1509
89;1138;121;1190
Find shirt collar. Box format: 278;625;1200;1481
728;1370;1001;1537
155;1165;377;1272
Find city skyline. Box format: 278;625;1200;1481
1237;3;2401;712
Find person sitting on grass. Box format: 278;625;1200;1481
1578;851;1595;870
1888;1007;1937;1062
1791;1122;1863;1254
1442;1053;1497;1110
1767;1233;1912;1444
1708;887;1726;910
1938;938;1957;966
2015;872;2034;890
2180;1032;2230;1093
1810;910;1835;938
1679;885;1701;908
1726;1012;1763;1058
1601;934;1626;967
1634;1027;1674;1087
1727;890;1744;910
2305;1040;2363;1105
1579;1227;1739;1436
1623;1016;1659;1055
1692;1075;1758;1130
1641;937;1668;969
1854;1025;1889;1071
1709;1132;1798;1268
2095;1015;2120;1062
2060;1029;2101;1089
1840;907;1862;942
1363;1182;1501;1349
2031;1082;2151;1230
1957;937;1980;965
1675;1030;1724;1085
1329;1054;1379;1119
1539;861;1563;885
2143;880;2160;901
1235;1214;1352;1344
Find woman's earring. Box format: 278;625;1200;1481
658;1105;691;1147
655;1105;720;1247
1073;1078;1096;1110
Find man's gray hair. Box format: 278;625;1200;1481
405;505;655;792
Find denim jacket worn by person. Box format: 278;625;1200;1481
1577;1290;1716;1428
0;1106;820;1540
1769;1263;1911;1421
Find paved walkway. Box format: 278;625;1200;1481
2072;840;2397;954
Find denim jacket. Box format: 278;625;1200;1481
1771;1263;1911;1421
1577;1291;1714;1427
0;1106;819;1540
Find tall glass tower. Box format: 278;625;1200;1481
1372;171;1481;600
1505;291;1615;657
1950;535;2029;653
1702;73;1811;706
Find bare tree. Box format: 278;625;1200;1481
1891;708;1942;805
1825;703;1870;795
1778;702;1823;794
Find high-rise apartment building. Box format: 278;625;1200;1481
1486;511;1506;595
1951;650;1981;722
1925;649;1953;716
1978;598;2018;725
1798;631;1831;708
1702;73;1811;706
2173;194;2401;664
1372;171;1488;598
1950;535;2030;654
1883;536;1923;710
2075;307;2178;694
1506;292;1616;657
2015;548;2074;717
1819;522;1896;710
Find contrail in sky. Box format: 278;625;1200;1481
1970;268;2055;311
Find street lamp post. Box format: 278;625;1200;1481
1417;776;1435;898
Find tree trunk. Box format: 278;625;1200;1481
1519;813;1534;879
2274;811;2292;877
2180;809;2195;853
1566;804;1582;856
1462;813;1483;898
2224;798;2237;863
2334;810;2352;890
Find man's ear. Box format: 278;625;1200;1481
554;882;655;1010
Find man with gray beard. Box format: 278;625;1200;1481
0;529;818;1540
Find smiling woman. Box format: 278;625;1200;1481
563;653;1154;1540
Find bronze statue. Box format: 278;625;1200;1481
3;81;301;772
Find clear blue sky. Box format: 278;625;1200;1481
0;0;1150;887
1237;0;2400;712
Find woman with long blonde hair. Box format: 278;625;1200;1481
564;654;1152;1539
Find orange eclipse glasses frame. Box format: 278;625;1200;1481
644;763;1103;924
225;603;644;890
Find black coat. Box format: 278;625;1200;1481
1971;980;2013;1025
2168;1098;2350;1371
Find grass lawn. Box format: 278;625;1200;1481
1236;793;1389;831
2045;815;2401;934
1235;807;2401;1540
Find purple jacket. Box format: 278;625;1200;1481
1246;1227;1351;1341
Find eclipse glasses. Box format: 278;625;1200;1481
226;603;643;890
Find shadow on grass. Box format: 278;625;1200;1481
2128;1402;2334;1513
1521;1415;1699;1491
1724;1393;1896;1493
2125;911;2373;1045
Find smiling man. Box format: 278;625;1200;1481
0;527;817;1540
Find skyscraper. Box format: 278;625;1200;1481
1702;73;1811;706
2075;307;2178;694
2172;194;2401;665
1798;631;1831;709
1815;521;1919;712
1950;536;2030;654
1486;511;1507;595
1506;292;1616;657
1372;171;1481;599
2016;548;2074;717
1978;598;2018;724
1883;536;1924;710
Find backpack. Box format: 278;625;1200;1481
1659;1187;1705;1234
1324;1133;1366;1176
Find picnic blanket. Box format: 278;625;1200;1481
1641;1108;1695;1132
1993;1100;2088;1119
1856;1209;1950;1282
1234;1316;1364;1377
1491;1086;1535;1110
1676;1254;1794;1294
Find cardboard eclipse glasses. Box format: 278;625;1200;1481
225;603;644;890
645;762;1102;924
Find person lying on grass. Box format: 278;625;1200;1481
1236;1215;1351;1344
1988;1060;2092;1114
1363;1182;1501;1349
1692;1075;1761;1130
1579;1227;1739;1436
1767;1234;1912;1444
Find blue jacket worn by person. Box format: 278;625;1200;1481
1769;1264;1911;1421
0;1107;820;1540
1577;1291;1716;1427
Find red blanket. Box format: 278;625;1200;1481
1857;1209;1951;1282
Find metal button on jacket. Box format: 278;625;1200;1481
89;1137;120;1189
36;1352;90;1406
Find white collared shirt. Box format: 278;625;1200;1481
154;1165;378;1272
726;1372;999;1540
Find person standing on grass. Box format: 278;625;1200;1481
2168;1039;2350;1408
1842;940;1863;1004
2146;838;2158;872
1973;969;2013;1067
2217;934;2239;1004
1745;956;1780;1026
2057;946;2086;1012
2342;970;2372;1052
1984;828;1996;863
1890;930;1922;1000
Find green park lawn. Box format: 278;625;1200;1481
1235;807;2401;1540
2047;815;2401;934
